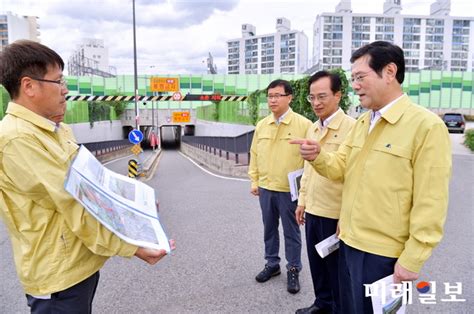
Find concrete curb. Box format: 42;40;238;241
139;149;162;179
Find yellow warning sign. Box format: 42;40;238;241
172;111;191;123
150;77;179;92
130;144;142;155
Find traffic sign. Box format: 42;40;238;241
128;129;144;144
130;144;142;155
172;92;182;101
150;77;179;92
172;111;191;123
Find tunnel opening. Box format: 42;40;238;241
160;125;181;149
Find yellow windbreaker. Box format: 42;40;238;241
249;108;312;192
298;109;355;219
311;95;451;272
0;102;137;295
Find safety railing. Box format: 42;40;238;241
181;130;254;165
81;139;132;157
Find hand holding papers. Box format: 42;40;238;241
65;146;171;253
365;274;409;314
315;233;340;258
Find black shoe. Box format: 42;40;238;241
295;304;331;314
287;267;300;294
255;265;281;283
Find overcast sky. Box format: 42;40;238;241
1;0;472;75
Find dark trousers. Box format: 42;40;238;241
258;187;302;271
339;241;397;314
305;213;340;313
26;271;100;314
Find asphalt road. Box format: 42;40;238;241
0;143;472;313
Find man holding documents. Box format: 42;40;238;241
249;79;311;294
290;41;451;313
295;71;355;314
0;40;170;313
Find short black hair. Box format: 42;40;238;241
0;40;64;99
350;41;405;84
308;70;342;94
267;79;293;95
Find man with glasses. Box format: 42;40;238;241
295;71;355;314
291;41;451;313
249;79;311;294
0;40;170;313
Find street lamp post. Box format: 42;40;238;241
152;94;155;132
132;0;139;131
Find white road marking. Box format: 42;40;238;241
103;154;135;165
178;151;250;182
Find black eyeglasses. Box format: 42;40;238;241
306;94;329;103
30;77;67;87
350;70;374;84
267;93;289;100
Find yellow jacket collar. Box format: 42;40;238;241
382;94;411;125
268;107;294;125
6;102;57;133
326;108;346;130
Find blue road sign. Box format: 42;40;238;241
128;129;144;144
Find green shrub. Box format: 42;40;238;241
464;129;474;151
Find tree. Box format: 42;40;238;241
330;68;351;113
1;85;11;118
247;90;262;126
289;76;316;122
88;101;111;127
247;69;352;124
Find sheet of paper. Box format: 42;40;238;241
288;168;304;202
315;233;340;258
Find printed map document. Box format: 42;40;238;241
367;275;407;314
65;146;171;253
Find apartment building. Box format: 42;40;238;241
68;38;116;77
311;0;473;72
0;11;40;51
227;17;308;74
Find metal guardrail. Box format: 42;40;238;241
181;131;254;164
81;139;131;156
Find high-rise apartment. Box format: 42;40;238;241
227;18;308;74
0;12;40;51
310;0;473;72
68;38;116;77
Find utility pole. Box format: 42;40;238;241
132;0;139;131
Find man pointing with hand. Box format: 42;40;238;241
290;41;451;313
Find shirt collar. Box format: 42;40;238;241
319;108;341;129
5;102;58;133
272;108;292;125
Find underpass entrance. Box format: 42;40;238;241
160;125;181;149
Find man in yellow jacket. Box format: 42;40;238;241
249;79;312;294
0;40;170;313
291;41;451;313
295;71;355;314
